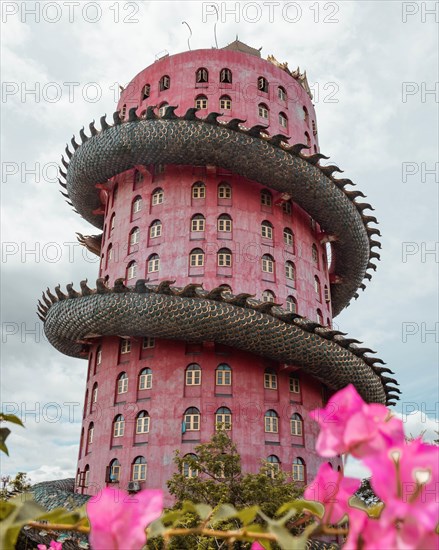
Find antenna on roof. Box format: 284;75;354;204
182;21;192;51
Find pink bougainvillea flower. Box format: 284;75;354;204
304;462;360;524
309;384;404;458
37;542;62;550
251;542;265;550
364;438;439;535
87;487;163;550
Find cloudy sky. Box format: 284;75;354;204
1;1;438;483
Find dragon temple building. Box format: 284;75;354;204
39;40;400;502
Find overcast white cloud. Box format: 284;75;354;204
1;1;438;484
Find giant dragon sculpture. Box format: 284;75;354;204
38;106;400;406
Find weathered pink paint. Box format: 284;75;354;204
76;47;341;503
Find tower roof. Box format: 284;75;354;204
221;38;261;58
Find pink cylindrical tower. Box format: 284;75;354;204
40;40;393;504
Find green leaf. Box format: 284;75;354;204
276;499;325;519
194;503;213;520
0;501;15;521
0;494;46;550
348;495;370;511
0;427;11;455
37;507;83;525
160;509;184;526
147;518;166;538
235;505;260;525
0;414;24;427
268;524;306;550
210;503;237;524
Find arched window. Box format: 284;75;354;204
220;68;232;83
219;95;232;110
286;296;297;313
261;220;273;239
84;465;90;488
92;382;98;405
217;214;232;232
196;68;209;83
267;455;280;477
303;106;309;125
305;131;311;147
262;254;275;274
132;195;142;216
113;414;125;437
289;375;300;394
106;244;113;267
120;104;127;119
215;407;232;431
264;369;277;390
292;458;306;481
190;248;204;267
132;456;147;480
109;459;120;482
283;228;294;247
183;454;198;478
136;411;150;434
218;248;232;267
142;84;150;101
130;227;140;249
314;276;321;301
87;422;94;446
126;260;137;280
184;407;200;431
147;254;160;273
191;214;205;232
257;76;269;93
264;410;279;433
134;170;143;187
151;187;164;206
158;102;168;117
216;363;231;385
96;347;102;366
258;103;269;119
185;363;201;386
109;213;115;237
159;75;170;91
278;86;287;101
262;289;276;303
112;183;118;206
285;261;295;284
149;219;162;239
279;112;288;128
291;413;303;436
117;372;128;394
195;94;208;110
312;244;319;267
192;181;206;199
317;309;324;325
324;285;330;303
218;182;232;199
139;368;152;390
120;338;131;354
260;189;272;207
312;120;317;135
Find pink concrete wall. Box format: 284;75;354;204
76;49;339;503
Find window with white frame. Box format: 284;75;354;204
185;364;201;385
139;368;152;390
113;415;125;437
159;75;170;91
267;455;280;478
262;290;275;303
151;188;164;205
218;248;232;267
291;413;303;436
192;182;206;199
292;458;305;481
109;459;120;482
127;261;137;280
219;95;232;110
149;220;162;239
261;190;272;207
120;339;131;354
142;84;150;101
142;336;155;349
264;410;279;433
264;369;277;390
195;95;208;110
136;411;150;434
217;214;232;232
184;407;200;431
132;196;142;215
147;254;160;273
286;296;297;313
279;112;288;128
262;254;275;274
130;227;140;247
191;214;205;232
218;183;232;199
285;261;295;283
183;454;198;478
215;407;232;431
216;363;231;385
92;383;98;403
190;248;204;267
220;68;232;83
282;201;292;215
117;373;128;394
283;228;294;246
289;376;300;394
261;220;273;239
278;86;287;101
258;103;269;119
132;456;147;480
257;76;268;93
